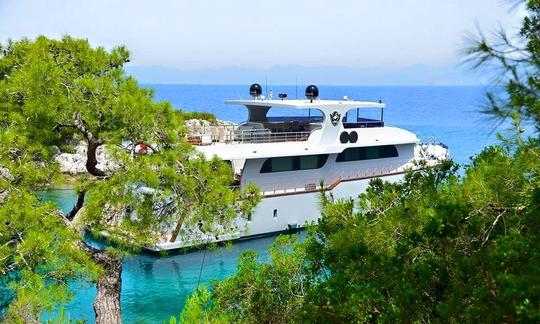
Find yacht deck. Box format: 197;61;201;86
194;126;420;160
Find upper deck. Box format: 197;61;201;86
225;99;385;110
187;85;419;159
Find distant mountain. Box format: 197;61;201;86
125;64;487;86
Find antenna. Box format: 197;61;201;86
265;77;268;99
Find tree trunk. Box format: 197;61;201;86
53;114;107;177
67;189;86;220
93;251;122;324
86;140;106;177
72;112;106;177
78;242;123;324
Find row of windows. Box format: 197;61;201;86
335;145;399;162
260;145;399;173
260;154;329;173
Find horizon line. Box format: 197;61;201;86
138;82;491;87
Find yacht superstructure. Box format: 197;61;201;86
154;84;449;250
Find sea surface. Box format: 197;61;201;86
44;85;505;323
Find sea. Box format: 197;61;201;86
43;84;506;323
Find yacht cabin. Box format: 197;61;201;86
194;85;419;196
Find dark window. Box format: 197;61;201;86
273;209;277;219
260;154;328;173
336;145;398;162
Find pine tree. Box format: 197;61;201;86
0;36;260;323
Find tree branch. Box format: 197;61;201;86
52;123;76;132
73;113;103;146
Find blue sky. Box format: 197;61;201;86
0;0;524;85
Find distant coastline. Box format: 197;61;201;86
127;64;487;87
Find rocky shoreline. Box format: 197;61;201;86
54;119;236;175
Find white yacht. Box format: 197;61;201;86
154;84;449;251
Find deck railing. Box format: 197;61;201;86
186;124;316;145
233;130;311;143
258;165;405;196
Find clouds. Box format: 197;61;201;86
0;0;523;70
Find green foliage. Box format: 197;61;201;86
176;110;218;124
300;146;540;322
0;35;260;252
45;308;86;324
0;35;261;321
0;119;97;321
0;35;180;148
182;144;540;323
175;236;307;324
465;0;540;132
0;128;59;188
83;150;261;250
172;287;229;324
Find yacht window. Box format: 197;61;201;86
336;145;398;162
366;146;379;159
260;154;329;173
299;155;319;169
342;107;384;128
271;157;294;172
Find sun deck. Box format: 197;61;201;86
186;96;388;146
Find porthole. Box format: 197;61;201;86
349;131;358;143
339;131;350;144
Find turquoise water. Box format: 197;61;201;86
42;189;277;323
42;85;505;322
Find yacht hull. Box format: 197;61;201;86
152;172;406;251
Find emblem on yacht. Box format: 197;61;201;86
330;111;341;126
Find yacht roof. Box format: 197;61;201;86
225;99;385;110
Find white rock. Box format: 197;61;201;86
54;142;119;175
0;167;13;181
217;119;238;127
75;141;87;156
185;118;237;136
55;153;87;174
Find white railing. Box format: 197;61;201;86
259;166;404;196
233;130;311;144
186;124;314;145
